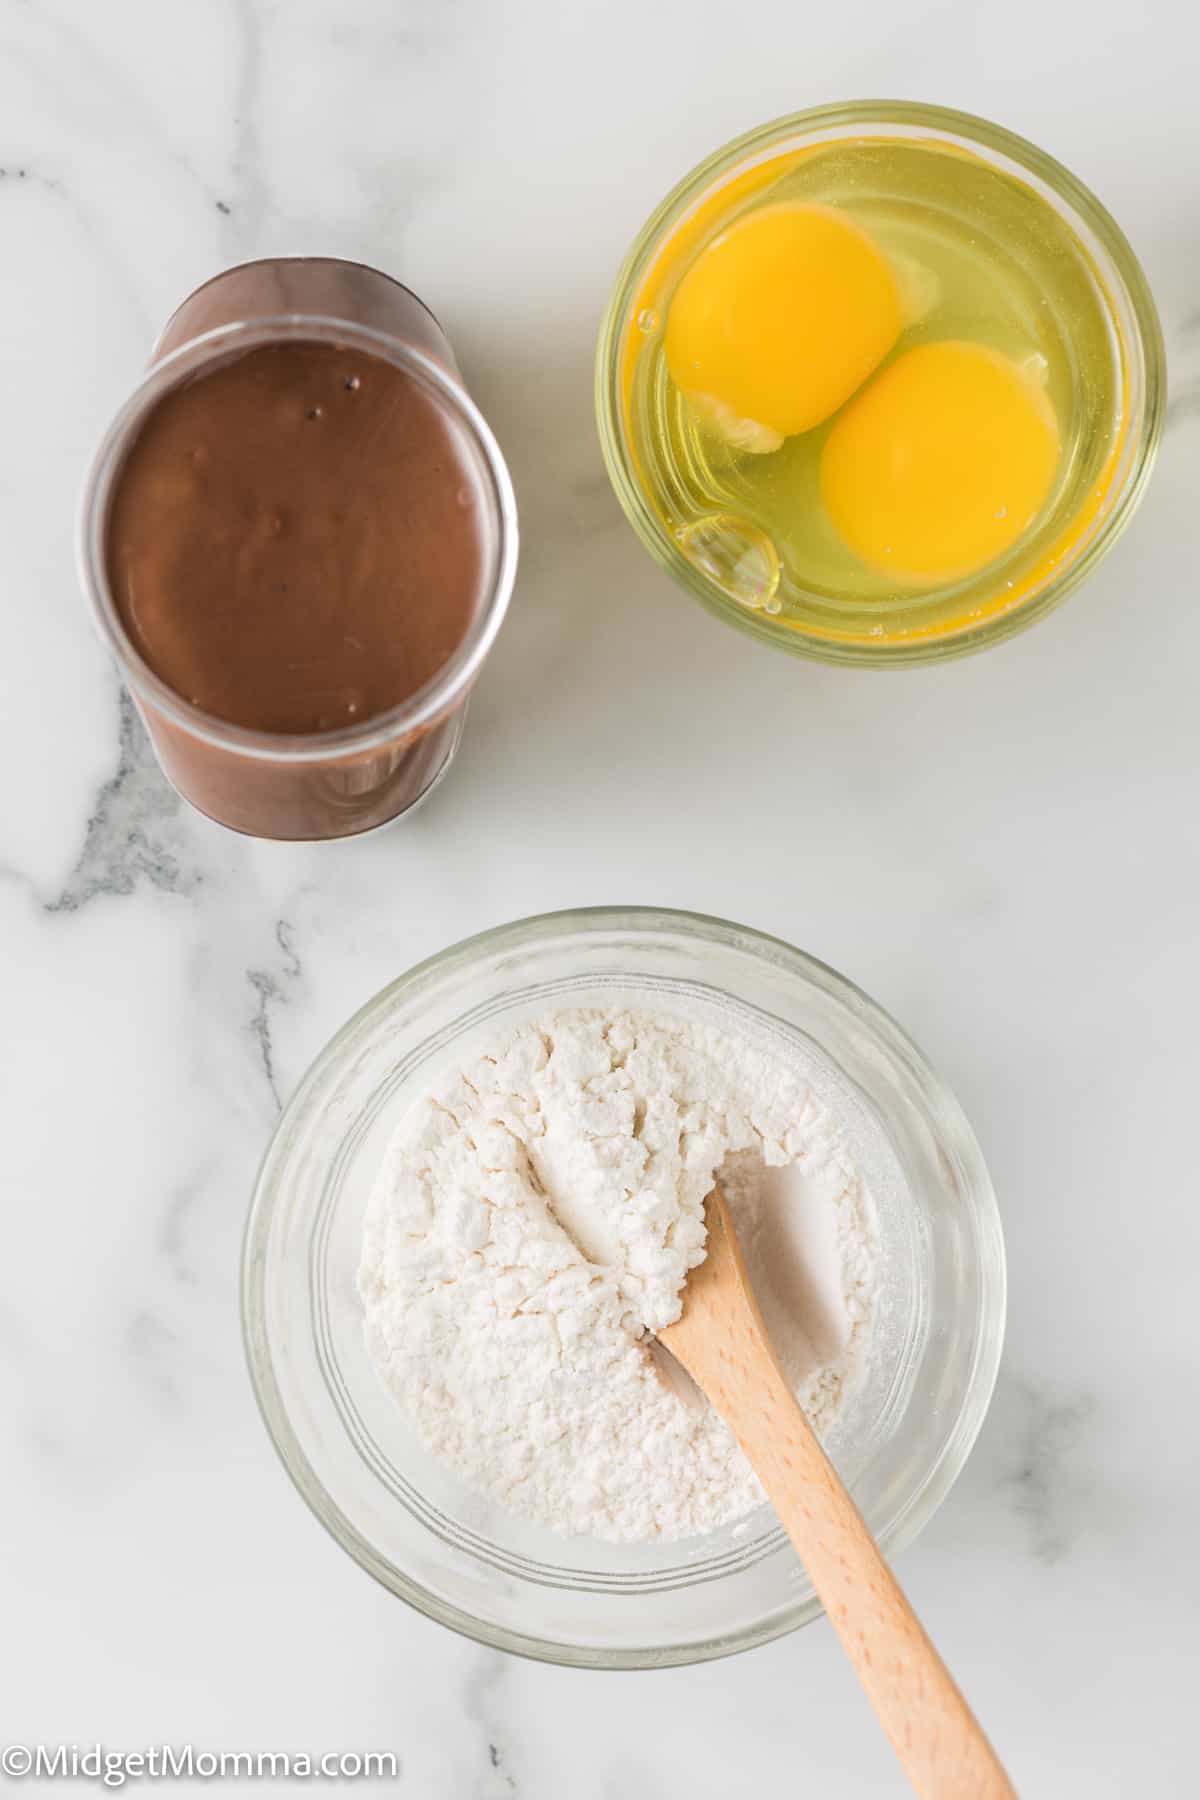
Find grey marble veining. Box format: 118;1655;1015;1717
245;919;304;1112
2;1;1198;1795
1166;312;1200;426
980;1375;1101;1567
45;692;200;915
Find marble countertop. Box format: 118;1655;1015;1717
3;1;1198;1793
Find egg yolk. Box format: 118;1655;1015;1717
664;202;904;443
820;341;1061;585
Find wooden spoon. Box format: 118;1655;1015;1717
658;1186;1014;1800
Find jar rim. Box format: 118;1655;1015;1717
78;314;520;763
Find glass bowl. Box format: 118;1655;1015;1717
596;101;1165;666
242;907;1005;1668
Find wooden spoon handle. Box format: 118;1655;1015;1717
734;1354;1013;1798
686;1193;1015;1799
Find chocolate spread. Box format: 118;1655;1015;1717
82;258;514;840
107;339;483;736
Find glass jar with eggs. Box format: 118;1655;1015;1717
596;101;1165;665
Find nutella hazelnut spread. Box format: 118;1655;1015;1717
82;258;515;840
106;338;483;736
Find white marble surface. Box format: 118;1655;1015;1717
2;0;1198;1793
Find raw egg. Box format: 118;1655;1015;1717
820;340;1061;585
664;202;904;448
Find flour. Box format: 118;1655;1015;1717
358;1008;879;1542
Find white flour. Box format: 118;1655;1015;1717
358;1009;878;1542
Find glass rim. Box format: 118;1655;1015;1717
596;99;1167;667
78;314;520;764
241;904;1007;1669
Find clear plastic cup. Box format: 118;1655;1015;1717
80;259;518;840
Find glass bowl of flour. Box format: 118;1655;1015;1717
243;907;1004;1668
